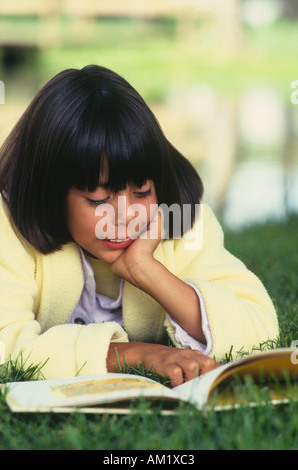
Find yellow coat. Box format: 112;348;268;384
0;200;279;379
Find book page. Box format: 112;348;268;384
173;364;230;409
173;348;298;409
5;373;177;411
209;348;298;394
50;376;165;399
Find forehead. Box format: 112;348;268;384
98;157;109;187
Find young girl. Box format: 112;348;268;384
0;65;278;386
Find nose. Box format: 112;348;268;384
114;196;131;224
114;195;135;238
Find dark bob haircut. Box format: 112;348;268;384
0;65;203;254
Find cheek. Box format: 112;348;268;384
145;197;158;222
68;207;97;240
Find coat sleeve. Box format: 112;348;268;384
0;202;128;379
164;204;279;360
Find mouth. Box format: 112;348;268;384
100;238;135;249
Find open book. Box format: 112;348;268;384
3;347;298;414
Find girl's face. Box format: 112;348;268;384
66;178;158;263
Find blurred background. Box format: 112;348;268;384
0;0;297;230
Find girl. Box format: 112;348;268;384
0;65;278;386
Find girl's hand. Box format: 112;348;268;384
111;207;205;343
107;342;219;387
111;208;164;287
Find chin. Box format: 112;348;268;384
95;249;125;264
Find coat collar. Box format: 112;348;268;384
37;242;84;330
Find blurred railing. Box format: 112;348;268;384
0;0;241;51
0;0;211;17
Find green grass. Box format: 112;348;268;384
223;214;298;349
0;215;298;450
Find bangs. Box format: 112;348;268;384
0;64;202;254
66;93;166;195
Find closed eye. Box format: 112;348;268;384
86;188;152;205
86;197;110;206
133;188;152;198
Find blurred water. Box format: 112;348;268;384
154;84;298;229
223;160;298;228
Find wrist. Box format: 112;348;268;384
129;256;162;290
107;341;157;372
